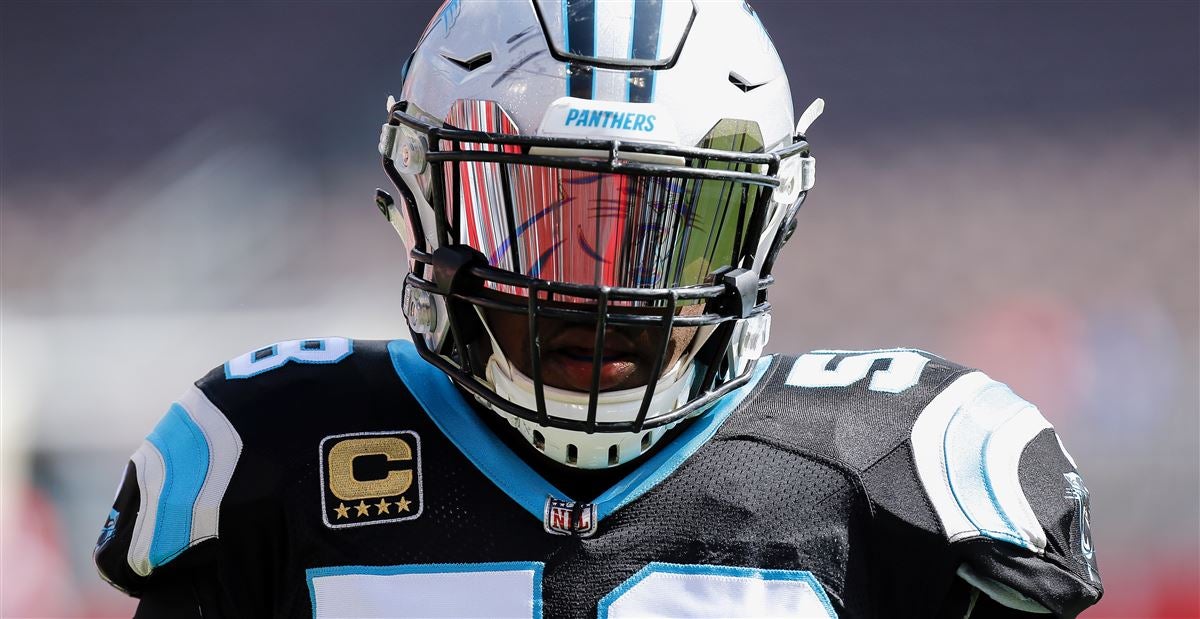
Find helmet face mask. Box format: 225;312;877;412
482;291;702;393
380;0;815;468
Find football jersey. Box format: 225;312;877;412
94;338;1102;618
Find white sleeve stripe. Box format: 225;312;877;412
127;443;165;577
179;385;244;547
982;402;1053;548
911;371;1051;553
125;388;243;578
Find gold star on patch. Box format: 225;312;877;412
334;503;350;519
395;496;411;512
355;500;370;517
375;498;391;515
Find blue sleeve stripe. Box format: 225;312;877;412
593;358;771;519
145;403;211;568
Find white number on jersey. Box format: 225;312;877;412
599;563;836;618
225;338;353;379
785;349;930;394
307;562;836;618
308;562;542;618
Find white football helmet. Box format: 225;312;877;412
378;0;817;469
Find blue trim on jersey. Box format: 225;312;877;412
306;561;544;619
145;402;210;568
942;407;985;539
597;562;837;619
593;358;771;520
979;426;1023;542
387;340;770;525
388;340;570;519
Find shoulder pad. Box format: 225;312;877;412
196;337;364;422
746;348;971;470
107;385;243;579
910;371;1052;552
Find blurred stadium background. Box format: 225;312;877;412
1;1;1196;617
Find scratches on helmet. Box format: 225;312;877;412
506;25;540;49
491;50;549;88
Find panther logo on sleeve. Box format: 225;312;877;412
1063;472;1100;584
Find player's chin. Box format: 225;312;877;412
540;350;648;392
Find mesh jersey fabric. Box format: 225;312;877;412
94;339;1101;618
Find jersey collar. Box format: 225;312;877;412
387;339;770;524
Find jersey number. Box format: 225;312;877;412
306;562;836;618
225;338;353;379
785;350;930;393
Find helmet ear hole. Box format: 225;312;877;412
532;430;546;451
566;444;579;466
641;433;652;453
608;445;620;466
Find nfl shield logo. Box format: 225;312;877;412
543;497;597;537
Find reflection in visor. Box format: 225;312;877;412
437;100;766;304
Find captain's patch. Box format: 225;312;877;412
320;431;423;529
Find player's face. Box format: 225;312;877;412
486;304;699;392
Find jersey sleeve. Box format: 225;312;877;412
94;384;243;596
909;371;1102;617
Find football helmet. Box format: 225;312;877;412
378;0;818;468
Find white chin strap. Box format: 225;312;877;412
485;355;696;469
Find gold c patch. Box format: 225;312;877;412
319;431;423;528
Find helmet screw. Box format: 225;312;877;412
403;283;437;334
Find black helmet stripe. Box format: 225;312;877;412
564;0;595;99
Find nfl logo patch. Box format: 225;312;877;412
319;431;423;529
543;497;597;537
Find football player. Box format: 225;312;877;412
94;1;1103;617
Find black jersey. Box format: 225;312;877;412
94;338;1101;618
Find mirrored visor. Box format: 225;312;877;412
424;103;771;304
448;160;763;298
